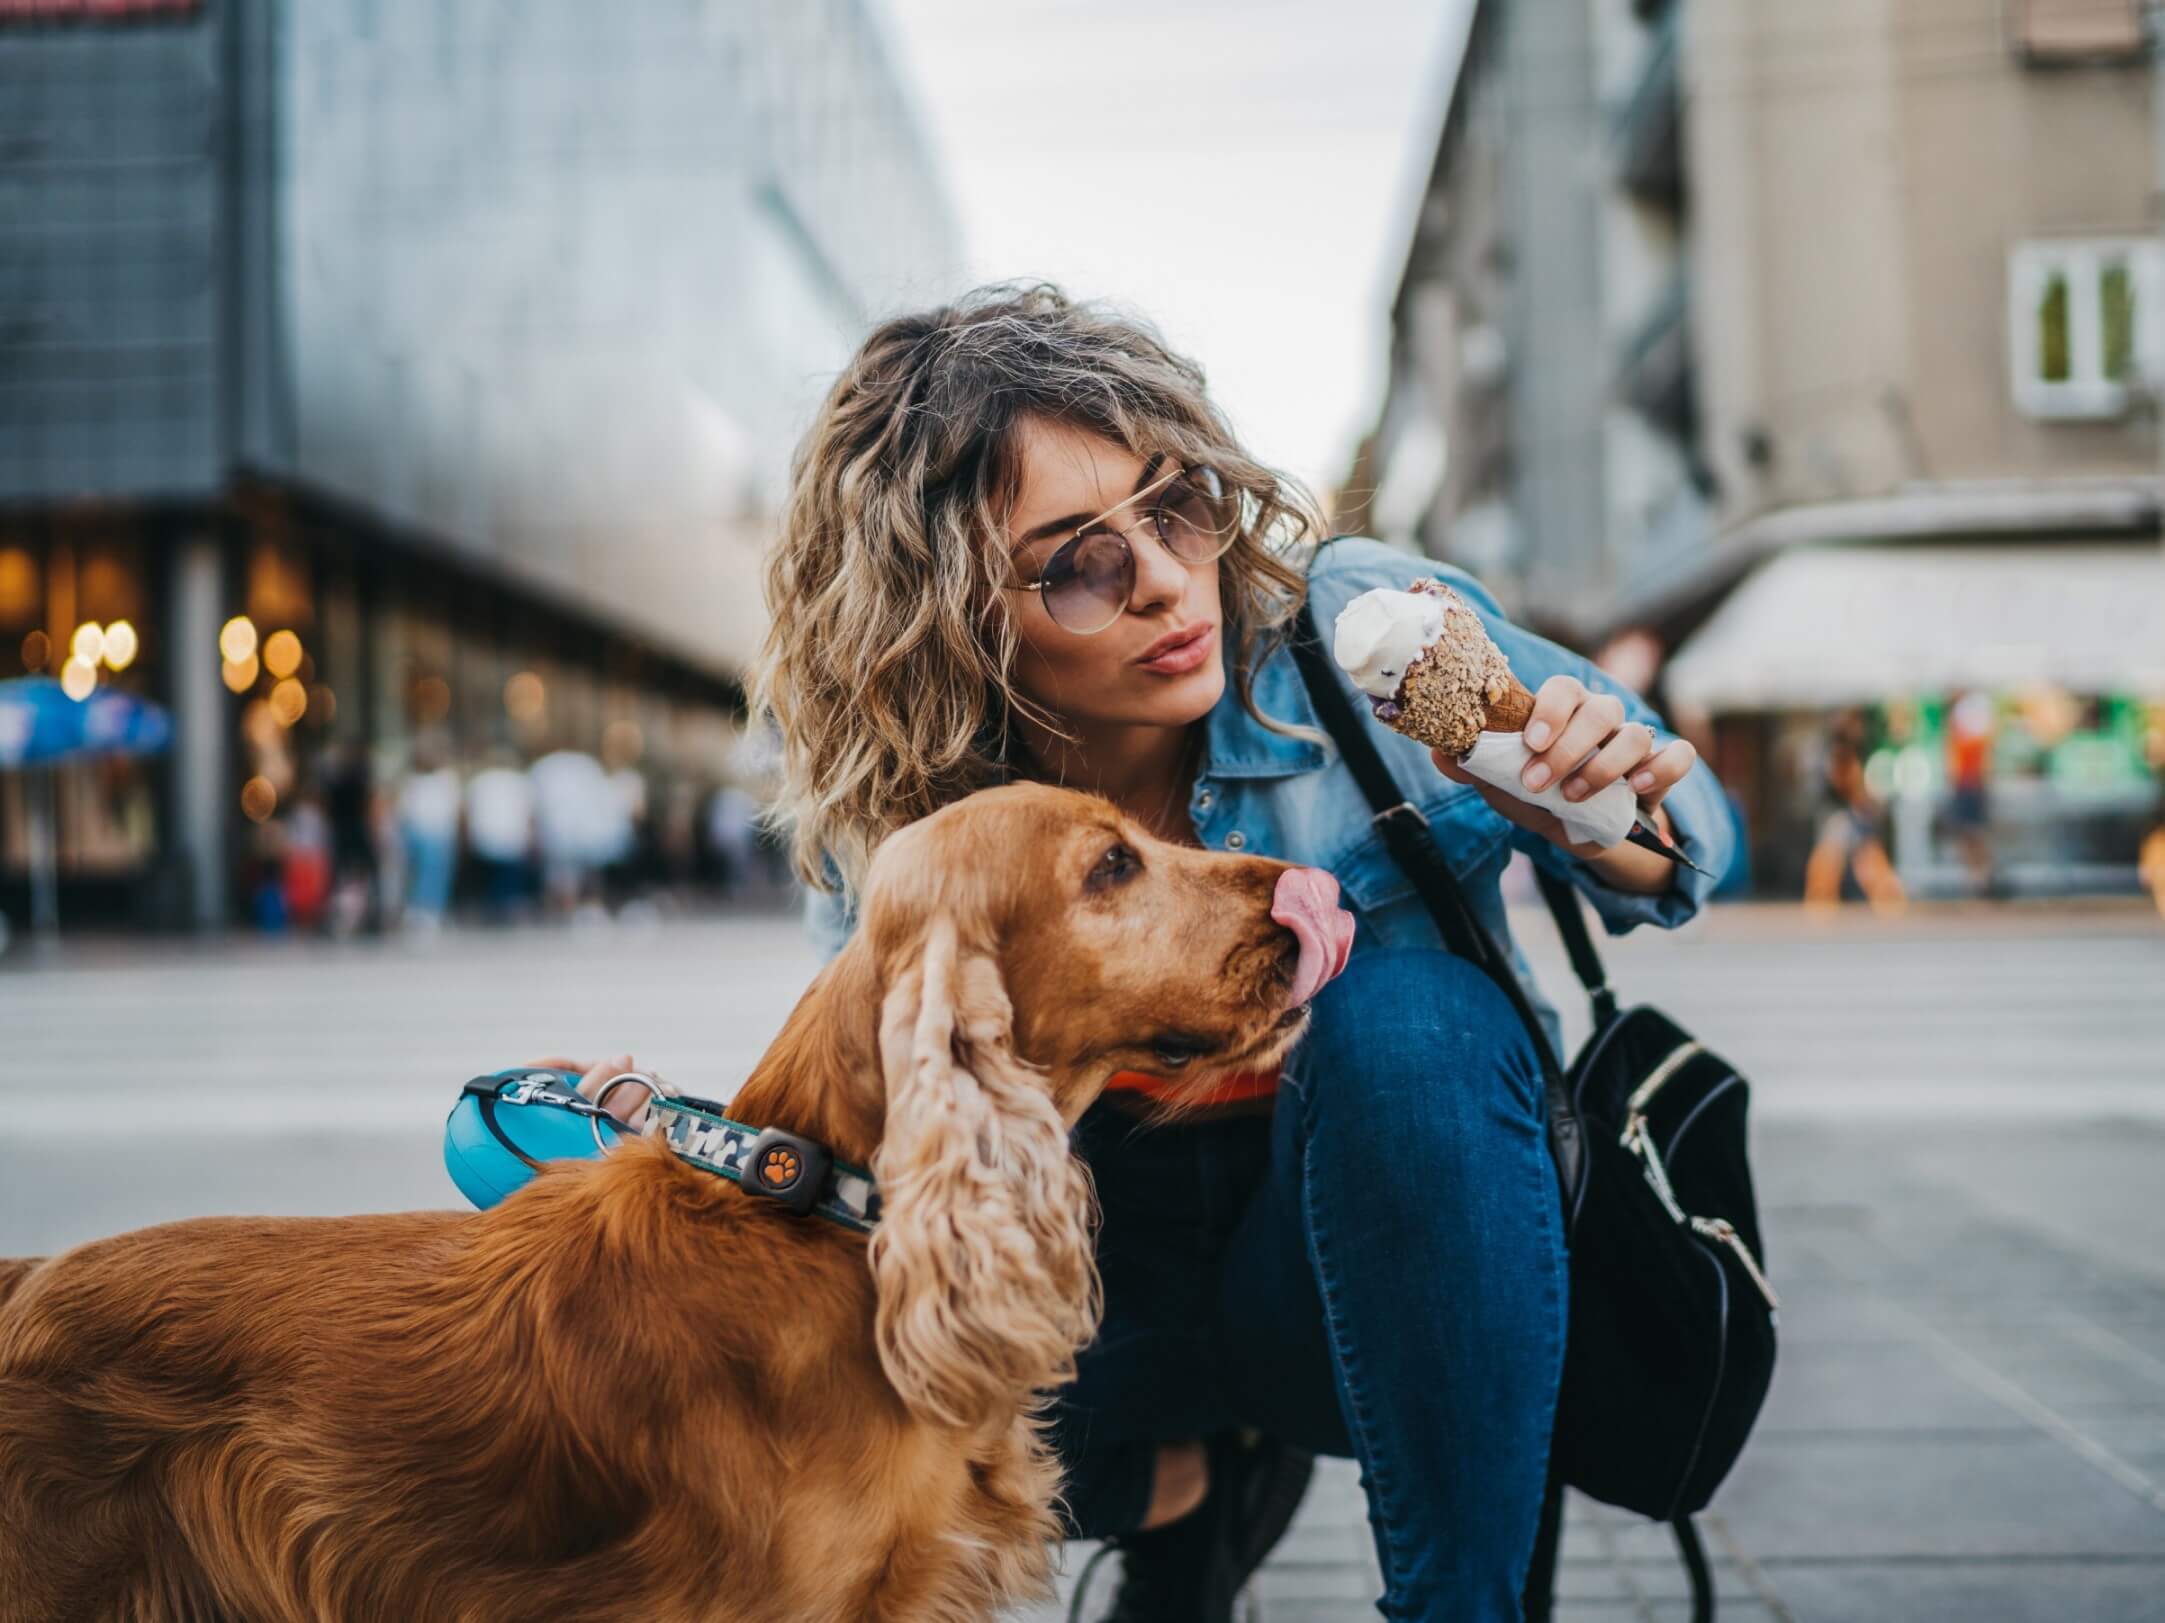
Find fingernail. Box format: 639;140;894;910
1525;721;1551;750
1523;763;1551;790
1563;778;1587;801
1631;770;1655;792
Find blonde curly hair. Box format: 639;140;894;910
752;281;1329;893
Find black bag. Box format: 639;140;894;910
1289;607;1776;1619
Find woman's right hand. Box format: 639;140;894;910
524;1052;653;1128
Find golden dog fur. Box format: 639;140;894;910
0;784;1316;1622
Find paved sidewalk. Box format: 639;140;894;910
5;904;2162;1621
1017;904;2165;1621
1021;1114;2165;1622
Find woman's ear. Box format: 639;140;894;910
868;913;1102;1433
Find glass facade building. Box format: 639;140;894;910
1;0;961;928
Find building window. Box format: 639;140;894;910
2007;0;2147;63
2008;240;2163;420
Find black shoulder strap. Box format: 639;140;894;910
1288;605;1585;1202
1534;867;1619;1028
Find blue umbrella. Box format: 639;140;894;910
0;676;172;768
0;676;174;946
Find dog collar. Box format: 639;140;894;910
644;1092;881;1232
461;1071;879;1232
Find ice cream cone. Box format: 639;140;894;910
1335;577;1529;757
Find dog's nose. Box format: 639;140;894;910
1270;867;1355;1007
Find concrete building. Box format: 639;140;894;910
1346;0;1686;633
1;0;961;930
1352;0;2165;896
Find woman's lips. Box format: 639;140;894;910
1137;622;1216;674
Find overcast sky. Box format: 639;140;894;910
875;0;1472;501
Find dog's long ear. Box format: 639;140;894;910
869;912;1101;1433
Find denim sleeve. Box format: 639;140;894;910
802;853;858;963
1445;573;1737;936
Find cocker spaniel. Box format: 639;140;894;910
0;782;1354;1622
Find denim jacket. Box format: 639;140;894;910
802;535;1735;1051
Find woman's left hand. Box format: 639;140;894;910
1429;674;1697;860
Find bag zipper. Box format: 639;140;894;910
1664;1233;1732;1521
1620;1049;1779;1312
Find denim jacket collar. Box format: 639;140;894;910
1204;634;1328;780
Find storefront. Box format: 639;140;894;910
1664;540;2165;898
0;483;752;933
0;514;168;924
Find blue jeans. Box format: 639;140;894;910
403;830;456;919
1051;949;1568;1622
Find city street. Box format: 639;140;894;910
4;901;2163;1621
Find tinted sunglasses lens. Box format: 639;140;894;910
1157;466;1236;562
1042;530;1132;632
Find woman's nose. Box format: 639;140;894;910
1125;522;1190;612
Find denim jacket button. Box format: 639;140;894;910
1225;830;1246;850
1196;788;1213;809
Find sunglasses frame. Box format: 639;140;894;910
1004;463;1238;635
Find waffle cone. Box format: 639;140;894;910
1388;662;1538;757
1484;675;1537;735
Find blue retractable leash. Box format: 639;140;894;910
445;1068;882;1232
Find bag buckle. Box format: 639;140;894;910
737;1128;832;1217
1371;800;1429;832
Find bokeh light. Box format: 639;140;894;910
504;670;546;723
219;615;258;664
269;677;308;728
69;622;105;666
263;629;303;680
19;629;50;671
101;618;138;670
222;654;261;693
240;776;278;823
59;657;97;700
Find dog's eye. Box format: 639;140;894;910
1149;1032;1214;1069
1087;842;1141;892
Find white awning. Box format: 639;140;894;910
1664;542;2165;711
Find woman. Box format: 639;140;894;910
589;283;1731;1622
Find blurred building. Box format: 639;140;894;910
0;0;961;928
1350;0;2165;897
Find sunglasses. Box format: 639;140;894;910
1004;464;1238;635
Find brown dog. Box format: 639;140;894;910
0;783;1354;1622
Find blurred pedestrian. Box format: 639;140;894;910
395;736;461;933
657;778;700;897
281;789;333;931
465;747;536;922
322;740;380;937
246;816;290;933
599;745;649;915
705;783;760;901
1804;719;1905;913
1945;691;1997;898
528;744;611;921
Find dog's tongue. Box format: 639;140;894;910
1271;866;1356;1009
